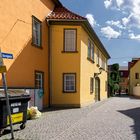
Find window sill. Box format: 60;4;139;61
63;91;77;93
87;57;95;63
61;51;78;53
31;42;43;49
90;92;93;94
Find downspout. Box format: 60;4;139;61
48;21;52;107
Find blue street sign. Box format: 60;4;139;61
2;53;13;59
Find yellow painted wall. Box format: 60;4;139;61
50;25;81;107
130;60;140;94
80;27;108;107
0;0;55;107
51;25;108;107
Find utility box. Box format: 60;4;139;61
0;89;30;134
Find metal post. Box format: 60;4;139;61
2;73;14;139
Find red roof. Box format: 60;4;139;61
129;58;140;69
47;5;86;20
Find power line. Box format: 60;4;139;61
99;35;136;41
110;56;140;59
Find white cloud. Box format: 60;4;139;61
122;16;131;26
104;0;140;29
86;14;98;27
106;20;125;29
101;26;121;39
129;33;140;41
116;0;124;8
104;0;112;9
123;61;127;64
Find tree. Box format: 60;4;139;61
108;63;120;96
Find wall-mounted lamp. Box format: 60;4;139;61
94;67;103;78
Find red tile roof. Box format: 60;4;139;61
47;5;86;20
129;58;140;69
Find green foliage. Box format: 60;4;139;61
109;63;120;96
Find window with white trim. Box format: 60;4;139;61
35;72;43;89
32;16;41;47
64;29;76;52
63;73;76;92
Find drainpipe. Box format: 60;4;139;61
48;21;52;107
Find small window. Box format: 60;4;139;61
35;71;44;89
88;40;91;58
64;29;76;52
120;72;123;76
63;73;76;92
135;73;139;79
90;77;94;93
87;40;94;61
96;49;100;65
105;81;108;91
32;16;42;47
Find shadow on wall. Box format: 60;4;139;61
0;17;48;87
118;107;140;140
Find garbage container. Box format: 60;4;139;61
0;89;30;134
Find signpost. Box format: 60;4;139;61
0;50;14;139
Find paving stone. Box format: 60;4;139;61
1;97;140;140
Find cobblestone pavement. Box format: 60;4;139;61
1;96;140;140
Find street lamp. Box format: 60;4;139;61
94;67;103;78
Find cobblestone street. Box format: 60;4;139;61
1;96;140;140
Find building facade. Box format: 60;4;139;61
129;58;140;95
119;66;129;93
0;0;110;108
47;4;110;107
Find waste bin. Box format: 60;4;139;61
0;89;30;134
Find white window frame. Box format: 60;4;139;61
63;73;76;93
35;72;43;89
64;29;76;52
32;16;41;47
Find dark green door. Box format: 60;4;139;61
95;77;100;101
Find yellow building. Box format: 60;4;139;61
129;58;140;95
47;4;110;107
0;0;61;108
0;0;110;108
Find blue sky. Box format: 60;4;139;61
60;0;140;66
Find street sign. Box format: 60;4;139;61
0;65;7;73
2;53;13;59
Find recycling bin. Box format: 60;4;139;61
0;90;30;134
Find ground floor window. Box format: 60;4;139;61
35;71;44;89
90;77;94;94
63;73;76;93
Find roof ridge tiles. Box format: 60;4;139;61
47;5;86;20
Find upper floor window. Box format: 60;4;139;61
32;16;42;47
120;72;123;76
87;40;94;61
64;29;77;52
135;73;139;79
96;49;100;66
